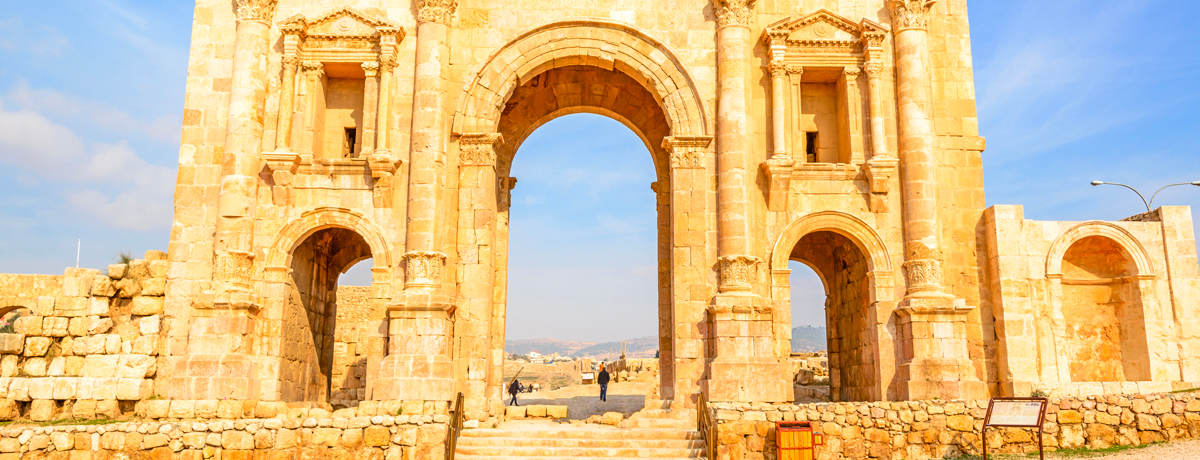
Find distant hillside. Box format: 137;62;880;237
506;335;658;360
791;326;827;352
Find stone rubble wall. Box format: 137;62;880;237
332;285;373;406
712;392;1200;460
0;251;170;422
0;414;447;459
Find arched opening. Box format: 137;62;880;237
787;261;830;402
1060;236;1150;382
488;62;672;417
282;227;373;404
788;231;874;402
330;257;373;406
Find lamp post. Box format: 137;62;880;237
1091;180;1200;214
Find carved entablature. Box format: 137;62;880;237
277;7;405;64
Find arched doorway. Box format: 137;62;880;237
453;20;711;416
281;227;374;403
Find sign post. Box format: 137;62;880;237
982;397;1048;460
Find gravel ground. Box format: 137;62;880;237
976;439;1200;460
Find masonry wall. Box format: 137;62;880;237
0;252;169;422
713;392;1200;460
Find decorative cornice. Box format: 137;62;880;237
459;133;504;166
713;0;756;28
278;15;306;35
234;0;279;24
888;0;937;31
418;0;458;25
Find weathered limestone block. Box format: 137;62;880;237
0;399;17;420
51;377;77;399
137;316;161;335
83;355;119;378
23;337;51;357
107;264;127;280
88;317;114;335
15;316;42;336
140;278;166;297
0;334;23;355
505;406;526;417
47;356;65;376
127;259;150;280
114;278;141;298
0;355;16;377
169;400;195;419
115;377;152;400
131;297;164;316
148;259;169;278
29;399;55;421
132;335;157;355
28;377;53;399
42;317;68;337
91;276;116;297
88;297;110;316
67;317;87;336
547;405;568;418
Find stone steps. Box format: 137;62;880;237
456;427;705;459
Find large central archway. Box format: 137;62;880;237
452;19;711;418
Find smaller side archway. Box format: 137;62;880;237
1044;222;1158;384
770;212;896;402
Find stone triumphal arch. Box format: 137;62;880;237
140;0;1200;424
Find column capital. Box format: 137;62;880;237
362;61;380;77
888;0;938;31
302;60;324;76
843;65;862;79
767;61;789;78
863;60;886;78
233;0;279;24
662;136;712;169
417;0;458;25
713;0;757;28
902;258;946;295
459;133;504;166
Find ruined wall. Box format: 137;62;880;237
984;205;1200;397
0;252;169;422
712;392;1200;460
332;285;373;406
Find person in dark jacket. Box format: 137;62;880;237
508;379;521;406
597;364;611;402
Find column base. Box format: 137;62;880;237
896;295;987;401
707;357;792;403
374;354;455;401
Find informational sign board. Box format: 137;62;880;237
983;397;1048;460
986;400;1046;427
581;372;595;384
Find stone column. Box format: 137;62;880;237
455;133;503;421
489;176;517;415
768;62;788;160
842;66;865;164
761;60;793;212
651;179;673;400
377;0;457;403
360;61;380;156
863;61;889;161
888;0;984;401
375;28;402;155
208;0;278;310
707;0;790;404
297;61;324;155
273;27;302;153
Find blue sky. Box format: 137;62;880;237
1;1;1197;342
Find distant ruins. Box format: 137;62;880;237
0;0;1197;448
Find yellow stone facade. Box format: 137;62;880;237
0;0;1175;424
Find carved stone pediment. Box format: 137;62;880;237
306;7;400;38
764;10;888;54
278;7;405;62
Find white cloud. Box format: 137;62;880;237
4;81;180;144
0;102;175;231
0;19;69;57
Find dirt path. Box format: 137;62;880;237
977;440;1200;460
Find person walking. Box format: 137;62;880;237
508;378;521;406
598;364;610;402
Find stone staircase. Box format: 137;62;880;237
455;401;704;459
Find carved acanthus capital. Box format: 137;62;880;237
459;133;504;166
767;61;789;78
662;136;712;169
713;0;757;28
282;54;301;69
362;61;380;77
888;0;937;31
788;65;804;77
863;60;885;78
417;0;458;24
302;61;324;76
902;258;943;293
234;0;279;24
843;66;862;79
403;251;447;288
214;250;256;290
718;255;762;292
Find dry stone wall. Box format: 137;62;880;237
0;252;169;422
712;392;1200;460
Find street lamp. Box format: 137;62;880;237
1090;180;1200;214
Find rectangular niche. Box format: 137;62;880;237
317;62;365;159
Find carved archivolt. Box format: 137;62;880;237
1045;221;1157;279
770;211;893;274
